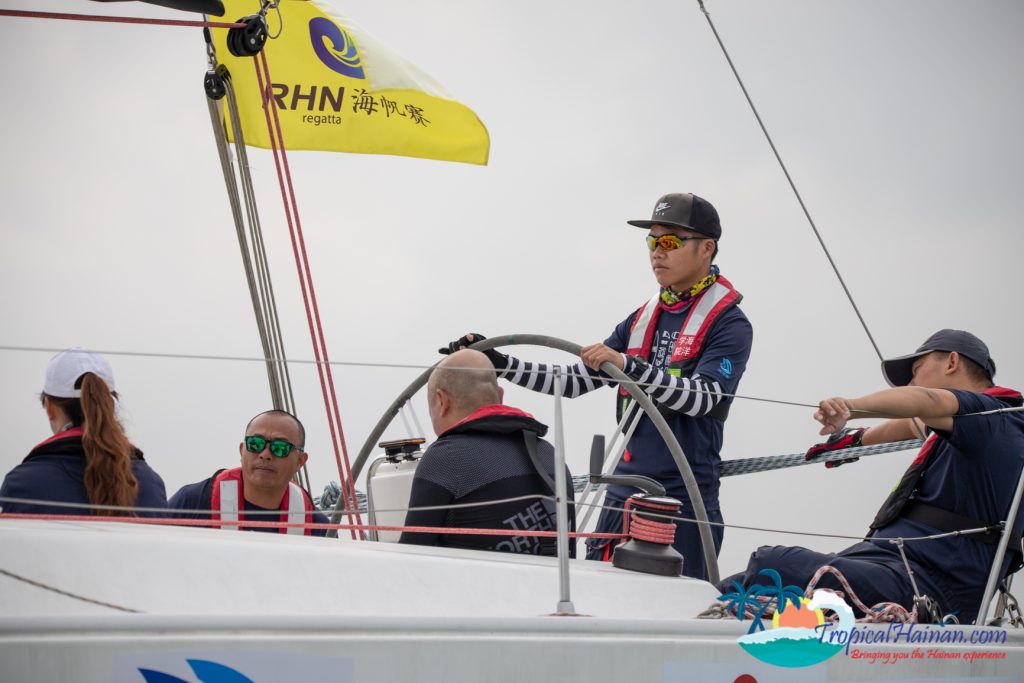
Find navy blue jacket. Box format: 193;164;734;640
604;302;753;507
725;387;1024;622
868;387;1024;621
0;430;168;516
400;405;576;556
169;473;329;537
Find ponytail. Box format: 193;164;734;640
78;373;138;516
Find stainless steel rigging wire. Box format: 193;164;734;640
206;51;309;491
224;76;299;418
695;0;884;363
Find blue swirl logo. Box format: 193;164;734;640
308;17;366;79
139;659;254;683
719;358;733;378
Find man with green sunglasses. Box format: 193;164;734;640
168;409;328;536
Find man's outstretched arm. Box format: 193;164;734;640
815;387;959;436
860;417;926;445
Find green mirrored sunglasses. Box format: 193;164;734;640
244;435;304;458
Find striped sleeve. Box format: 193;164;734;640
498;354;724;415
498;355;613;398
621;356;724;417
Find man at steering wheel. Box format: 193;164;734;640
443;192;753;581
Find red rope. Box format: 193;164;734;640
259;50;362;529
1;513;624;539
252;53;362;536
0;9;244;29
622;498;678;545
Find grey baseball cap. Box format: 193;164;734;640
881;329;996;387
626;193;722;239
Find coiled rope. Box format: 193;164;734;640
703;565;919;625
622;497;679;545
806;565;916;623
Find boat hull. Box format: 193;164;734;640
3;615;1022;682
2;520;1022;681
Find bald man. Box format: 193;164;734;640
399;350;576;556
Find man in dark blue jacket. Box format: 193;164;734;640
723;330;1024;624
443;193;753;580
169;410;328;537
400;349;576;555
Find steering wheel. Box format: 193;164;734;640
328;334;720;584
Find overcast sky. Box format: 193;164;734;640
1;0;1022;573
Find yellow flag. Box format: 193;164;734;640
212;0;489;165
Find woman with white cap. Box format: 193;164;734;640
0;348;168;516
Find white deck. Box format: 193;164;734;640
0;519;720;618
1;519;1022;682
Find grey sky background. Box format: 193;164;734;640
1;0;1022;574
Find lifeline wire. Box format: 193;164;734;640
1;497;994;547
0;494;551;517
5;343;1019;420
571;499;1001;546
0;567;141;613
696;0;884;362
346;433;918;512
0;513;621;540
0;344;821;411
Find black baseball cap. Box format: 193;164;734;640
626;193;722;239
881;329;996;387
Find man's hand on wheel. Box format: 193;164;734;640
439;333;487;355
438;333;508;371
580;343;624;372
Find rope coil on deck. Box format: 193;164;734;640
705;564;922;626
806;565;917;623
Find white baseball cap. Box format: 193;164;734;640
43;347;116;398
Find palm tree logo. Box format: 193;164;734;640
717;568;804;634
719;568;854;668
